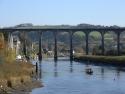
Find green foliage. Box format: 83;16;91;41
74;32;85;38
89;32;101;40
104;33;113;38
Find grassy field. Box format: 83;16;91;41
0;61;42;94
0;61;34;79
74;54;125;65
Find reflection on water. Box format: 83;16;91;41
101;67;104;80
54;61;58;77
35;61;42;80
32;58;125;94
39;62;42;79
69;61;73;73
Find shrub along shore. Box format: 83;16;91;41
0;61;42;94
74;54;125;65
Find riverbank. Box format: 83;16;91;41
0;61;43;94
74;54;125;65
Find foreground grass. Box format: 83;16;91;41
0;62;34;79
0;61;43;94
74;54;125;65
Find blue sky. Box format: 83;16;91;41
0;0;125;27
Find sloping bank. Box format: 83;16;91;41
0;62;43;94
74;55;125;65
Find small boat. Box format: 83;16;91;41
85;68;93;75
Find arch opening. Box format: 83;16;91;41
104;31;117;55
57;31;70;59
88;31;101;55
120;31;125;55
73;31;85;55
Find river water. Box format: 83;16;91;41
31;58;125;94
